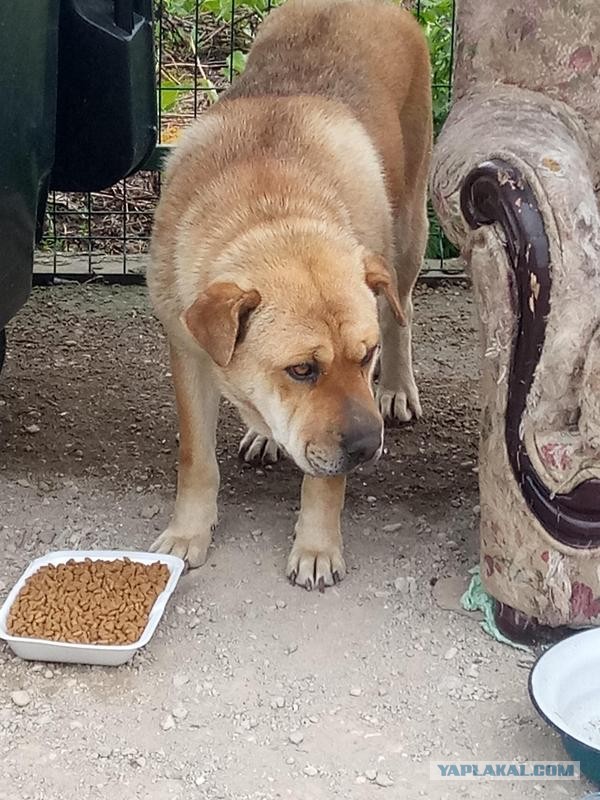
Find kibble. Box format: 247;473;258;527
7;558;170;645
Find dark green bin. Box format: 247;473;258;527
0;0;157;370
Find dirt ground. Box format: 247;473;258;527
0;284;590;799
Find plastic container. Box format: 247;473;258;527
0;0;60;333
529;628;600;788
0;550;184;666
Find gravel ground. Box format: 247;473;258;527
0;284;590;799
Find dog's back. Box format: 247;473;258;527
224;0;432;210
226;0;425;115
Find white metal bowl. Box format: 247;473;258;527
0;550;184;666
529;628;600;787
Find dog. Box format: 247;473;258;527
147;0;432;590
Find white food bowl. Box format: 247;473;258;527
0;550;184;666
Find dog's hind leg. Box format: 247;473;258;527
151;343;220;567
376;206;427;423
377;43;432;424
286;475;347;591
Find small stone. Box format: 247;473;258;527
39;481;51;492
303;765;318;777
44;670;53;679
274;696;285;709
11;690;31;707
69;720;84;731
289;731;304;745
38;529;56;545
195;775;206;786
432;576;473;617
132;756;147;768
275;600;287;609
444;647;458;661
349;687;362;697
366;496;377;503
172;705;188;720
467;664;479;679
375;774;394;788
164;767;185;781
16;479;31;488
24;424;40;434
64;485;80;500
365;769;377;781
286;643;298;655
161;714;176;731
394;576;417;596
382;523;402;533
141;504;160;520
378;686;388;697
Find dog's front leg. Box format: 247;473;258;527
151;343;220;567
286;475;347;591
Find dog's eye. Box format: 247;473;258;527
361;346;378;366
286;362;319;382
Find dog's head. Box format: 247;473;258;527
180;228;405;476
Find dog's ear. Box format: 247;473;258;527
363;253;406;326
181;282;261;367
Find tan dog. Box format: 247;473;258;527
148;0;432;589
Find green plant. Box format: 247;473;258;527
414;0;457;262
222;49;248;79
163;0;198;13
426;202;458;260
200;0;283;22
159;79;184;112
414;0;454;135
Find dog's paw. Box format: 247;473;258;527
150;527;211;568
377;384;422;423
286;544;346;592
238;429;282;465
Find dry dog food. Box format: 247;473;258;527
7;558;170;645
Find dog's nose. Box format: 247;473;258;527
342;427;382;467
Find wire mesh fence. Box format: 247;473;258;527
36;0;460;283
